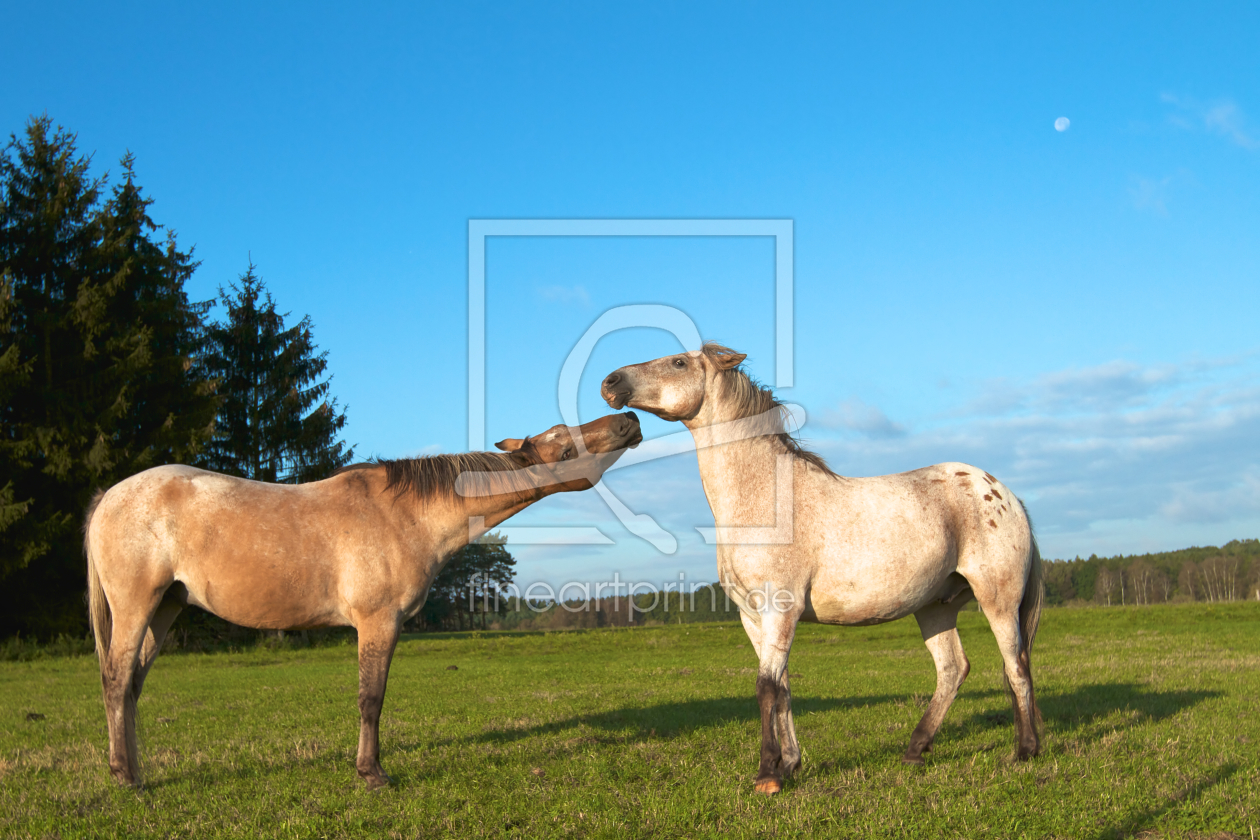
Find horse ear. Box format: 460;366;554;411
495;438;525;452
711;351;746;370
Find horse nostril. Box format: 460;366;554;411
603;372;621;389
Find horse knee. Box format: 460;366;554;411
358;690;384;720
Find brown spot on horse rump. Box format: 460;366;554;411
932;479;945;484
955;471;969;477
983;494;993;501
998;508;1004;516
988;519;997;528
984;472;996;484
990;488;1003;500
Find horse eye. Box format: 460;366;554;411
673;358;686;368
561;449;573;460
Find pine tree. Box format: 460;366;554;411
200;265;353;483
0;267;35;570
0;117;102;595
0;117;217;636
77;152;219;478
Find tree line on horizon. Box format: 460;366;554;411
1;115;515;644
495;540;1260;631
1042;539;1260;607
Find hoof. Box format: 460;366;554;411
901;754;925;766
1015;743;1040;762
109;767;140;788
359;769;393;790
754;778;782;795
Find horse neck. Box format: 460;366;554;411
431;487;541;558
684;401;783;525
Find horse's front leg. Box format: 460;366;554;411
740;610;801;779
355;614;401;789
749;603;802;795
775;670;802;777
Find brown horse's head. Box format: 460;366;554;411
600;344;746;422
492;411;642;493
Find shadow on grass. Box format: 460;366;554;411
958;682;1221;735
140;682;1224;791
461;692;924;749
464;681;1221;763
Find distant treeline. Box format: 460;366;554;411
480;538;1260;631
1043;539;1260;606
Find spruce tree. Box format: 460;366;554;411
0;117;101;597
0;267;35;573
77;152;219;477
0;117;217;636
201;265;353;483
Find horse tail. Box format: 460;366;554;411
84;489;111;663
1012;501;1044;732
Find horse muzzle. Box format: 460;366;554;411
601;370;633;410
619;411;643;449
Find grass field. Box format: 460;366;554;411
2;602;1258;839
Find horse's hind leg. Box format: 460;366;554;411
132;595;183;701
904;601;970;765
101;596;163;787
354;614;401;789
979;602;1040;760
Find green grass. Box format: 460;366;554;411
2;603;1258;839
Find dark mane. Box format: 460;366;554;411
701;342;839;479
332;452;537;500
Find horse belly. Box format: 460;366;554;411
181;563;340;630
806;551;955;626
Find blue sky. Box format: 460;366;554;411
5;2;1259;586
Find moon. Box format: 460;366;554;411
1055;117;1070;132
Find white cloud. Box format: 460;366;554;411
1160;472;1260;524
1161;92;1258;150
810;353;1260;558
1130;174;1176;215
967;359;1185;416
817;397;907;438
1203;101;1258;149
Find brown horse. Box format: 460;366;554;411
602;344;1042;794
84;411;641;788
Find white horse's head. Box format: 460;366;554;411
600;343;746;423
